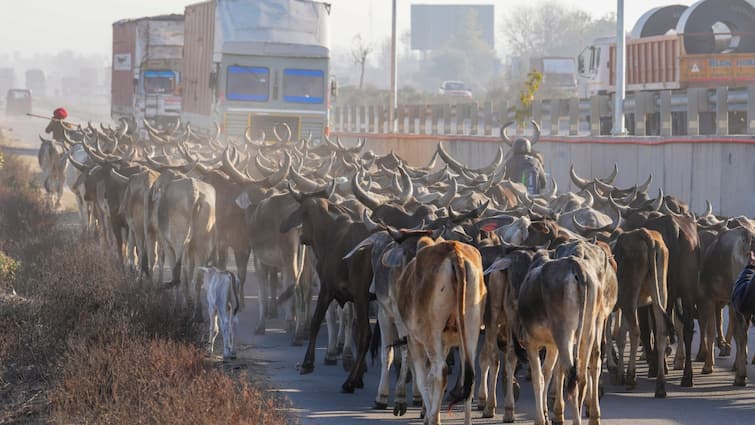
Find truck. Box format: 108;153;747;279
182;0;331;141
25;69;46;98
578;1;755;97
530;57;578;98
0;68;15;100
111;14;184;134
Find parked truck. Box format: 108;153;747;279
111;14;184;134
182;0;331;141
578;1;755;97
0;68;15;100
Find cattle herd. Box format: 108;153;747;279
35;119;754;425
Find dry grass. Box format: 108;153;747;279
0;153;291;425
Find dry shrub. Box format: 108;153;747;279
51;337;290;425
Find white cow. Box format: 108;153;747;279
197;267;240;360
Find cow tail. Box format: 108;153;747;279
651;242;675;343
231;273;241;316
448;246;474;409
568;260;589;398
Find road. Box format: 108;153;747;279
3;112;755;425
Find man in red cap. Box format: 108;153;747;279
45;107;74;142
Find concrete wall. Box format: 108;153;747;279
336;134;755;217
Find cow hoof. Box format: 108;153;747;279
355;378;364;389
324;357;338;366
734;376;747;387
374;401;388;410
476;399;485;411
342;356;354;372
613;372;624;386
599;383;605;400
482;408;495;419
654;385;667;399
255;325;266;335
299;363;314;375
702;366;713;375
291;338;304;347
393;402;407;416
673;361;684;371
335;343;345;356
718;344;732;357
413;398;423;407
680;374;693;388
648;363;658;378
341;383;355;394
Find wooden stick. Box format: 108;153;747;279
25;113;79;127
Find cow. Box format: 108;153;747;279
612;228;672;398
281;182;374;393
38;137;68;208
383;236;486;425
196;267;241;360
698;226;754;386
118;169;158;276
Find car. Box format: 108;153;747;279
5;89;32;116
439;80;473;98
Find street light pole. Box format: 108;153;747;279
389;0;397;133
612;0;626;135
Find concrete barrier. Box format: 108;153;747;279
333;132;755;217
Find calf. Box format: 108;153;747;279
197;267;240;360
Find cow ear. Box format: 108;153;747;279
235;192;252;210
477;215;515;233
343;235;379;260
484;257;512;275
280;208;304;233
382;246;405;268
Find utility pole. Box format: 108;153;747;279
389;0;397;132
612;0;626;135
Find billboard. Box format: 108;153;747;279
410;4;494;51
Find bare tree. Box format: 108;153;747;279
351;34;373;90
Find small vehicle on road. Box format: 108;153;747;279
439;80;473;99
5;89;32;116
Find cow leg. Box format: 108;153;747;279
208;309;218;355
732;311;749;386
720;306;734;357
233;245;251;311
407;339;430;420
587;334;603;424
342;298;371;393
528;342;547;425
624;307;640;389
254;267;270;335
279;268;296;335
220;307;233;360
540;349;558;425
325;301;340;365
336;304;347;355
680;302;695;387
701;300;717;375
374;309;394;410
551;363;566;425
394;343;410;416
477;323;499;417
502;332;518;423
638;306;658;377
672;306;685;370
615;310;628;386
342;302;355;372
300;289;332;375
650;302;668;398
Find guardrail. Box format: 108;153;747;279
332;85;755;137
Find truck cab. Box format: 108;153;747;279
577;37;612;97
5;89;32;116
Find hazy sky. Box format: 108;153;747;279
0;0;693;57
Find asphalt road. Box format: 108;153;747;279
3;111;755;425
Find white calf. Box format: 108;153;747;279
198;267;240;360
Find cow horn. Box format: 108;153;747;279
610;210;622;233
423;163;448;186
638;174;652;193
572;215;598;234
528;198;554;217
437;142;466;174
703;200;713;217
438;177;458;207
423;149;438;170
608;193;631;214
254;153;276;177
362;209;381;233
530;120;541;144
500;121;515;146
650;188;664;211
323;135;339;150
476;146;504;175
290;167;322;192
351;171;382;210
569;165;591;189
350;138;366;153
110;168;129;185
540;177;557;200
222;147;256;184
266;152;291;186
582;190;595;208
244;127;261;147
661;199;684;217
315;154;335;179
287;183;303;203
600;163;619;185
592;178;614;194
273;122;292;143
117;118;129;137
396;167;414;206
67;152;89;172
142;119;162;136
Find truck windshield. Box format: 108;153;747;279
227;66;269;102
144;70;176;94
283;69;324;104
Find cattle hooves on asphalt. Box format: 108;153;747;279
681;374;693;387
299;363;314;375
476;399;485;411
254;325;266;335
393;402;407;416
323;357;338;366
373;401;388;410
655;385;667;399
718;344;732;357
702;366;713;375
341;383;356;394
342;356;354;371
514;381;521;401
734;376;747;387
412;398;423;407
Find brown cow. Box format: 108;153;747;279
386;238;486;425
612;228;671;398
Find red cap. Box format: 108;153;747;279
53;107;68;120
